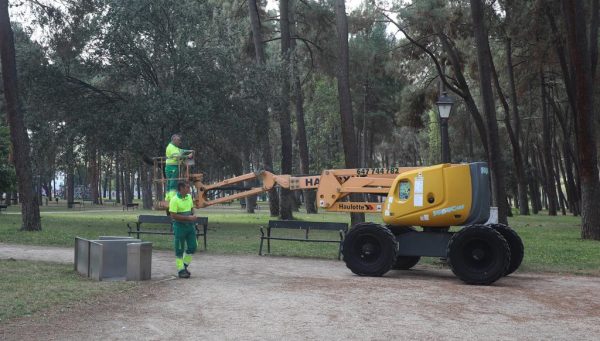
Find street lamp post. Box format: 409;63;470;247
436;91;455;164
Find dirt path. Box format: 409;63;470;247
1;243;600;340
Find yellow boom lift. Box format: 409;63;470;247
153;157;523;285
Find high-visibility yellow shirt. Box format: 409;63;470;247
165;143;182;165
169;193;194;228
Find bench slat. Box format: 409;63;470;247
137;215;172;224
260;220;347;260
127;216;209;251
127;230;206;235
268;220;347;231
263;237;341;243
135;215;208;225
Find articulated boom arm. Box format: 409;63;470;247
191;171;289;208
191;167;420;213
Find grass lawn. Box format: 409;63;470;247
0;259;135;322
1;204;599;274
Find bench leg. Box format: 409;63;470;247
203;224;207;250
259;237;264;256
338;231;344;261
267;228;271;254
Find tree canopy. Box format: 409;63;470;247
1;0;599;239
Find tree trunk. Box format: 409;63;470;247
528;164;541;214
289;0;316;214
0;0;41;230
438;34;489;157
278;0;295;220
66;141;75;208
136;168;141;200
553;143;568;215
335;0;364;225
590;0;599;82
89;145;100;204
248;0;279;216
103;171;109;199
550;94;581;215
505;37;529;215
562;139;580;215
115;156;121;204
140;162;153;210
540;71;558;215
490;36;529;216
563;0;600;239
470;0;509;225
124;158;133;204
244;151;257;214
248;0;266;64
129;166;135;203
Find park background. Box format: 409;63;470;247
1;0;600;327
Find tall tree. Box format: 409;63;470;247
247;0;279;216
540;71;558;215
0;0;41;231
499;0;529;215
289;0;316;213
335;0;364;225
562;0;600;240
279;0;295;220
470;0;509;224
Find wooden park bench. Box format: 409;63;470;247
67;201;83;209
127;215;208;250
123;203;139;211
103;199;117;206
259;220;348;260
82;199;96;207
0;204;7;213
240;200;259;210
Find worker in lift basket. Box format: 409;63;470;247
165;134;193;202
169;182;198;279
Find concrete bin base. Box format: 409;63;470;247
127;242;152;281
75;236;152;281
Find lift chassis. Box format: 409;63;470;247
153;158;524;285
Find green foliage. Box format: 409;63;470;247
0;125;16;193
304;76;345;172
3;0;590;229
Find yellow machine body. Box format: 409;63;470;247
383;163;489;227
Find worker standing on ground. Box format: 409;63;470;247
169;182;198;278
165;134;193;202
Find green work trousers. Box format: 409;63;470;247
173;223;197;258
165;164;180;192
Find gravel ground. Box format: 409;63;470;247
1;243;599;340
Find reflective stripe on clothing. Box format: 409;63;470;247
183;253;192;265
176;258;185;271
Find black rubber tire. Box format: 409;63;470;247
489;224;524;276
388;226;421;270
342;223;398;277
447;225;510;285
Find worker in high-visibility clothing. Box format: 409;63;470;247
165;134;193;201
169;182;198;278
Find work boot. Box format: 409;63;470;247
184;264;191;276
178;270;190;279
